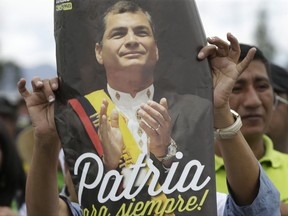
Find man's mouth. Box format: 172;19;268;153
121;51;144;57
241;114;262;121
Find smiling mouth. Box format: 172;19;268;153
121;51;144;57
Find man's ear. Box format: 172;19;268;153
156;46;159;61
95;43;103;65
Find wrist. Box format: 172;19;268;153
214;109;242;140
214;106;235;128
157;138;177;162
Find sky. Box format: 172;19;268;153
0;0;287;71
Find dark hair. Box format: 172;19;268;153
270;63;288;93
96;0;155;44
239;43;271;78
0;120;26;209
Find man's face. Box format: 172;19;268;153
229;60;274;139
95;11;159;75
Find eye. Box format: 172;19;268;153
111;31;126;39
232;86;242;94
256;82;270;92
112;33;123;39
137;30;149;37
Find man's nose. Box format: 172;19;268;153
125;32;138;47
243;87;262;108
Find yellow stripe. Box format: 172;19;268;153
85;90;142;164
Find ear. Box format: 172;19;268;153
156;45;159;61
95;43;103;65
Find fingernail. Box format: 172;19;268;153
198;52;204;59
52;83;57;90
48;95;55;103
36;81;43;87
208;37;215;41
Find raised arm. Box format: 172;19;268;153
198;33;260;205
18;77;69;216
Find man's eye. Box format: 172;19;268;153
137;31;149;36
112;32;125;38
232;86;242;94
257;83;270;91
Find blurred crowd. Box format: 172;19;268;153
0;93;64;216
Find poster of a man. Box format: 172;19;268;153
54;1;215;215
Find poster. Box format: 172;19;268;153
54;0;216;215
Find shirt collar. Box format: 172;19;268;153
214;135;282;171
107;84;154;108
259;135;282;168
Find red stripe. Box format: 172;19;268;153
68;99;103;157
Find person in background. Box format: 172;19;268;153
215;43;288;215
16;125;65;191
266;63;288;154
0;96;18;140
0;120;26;216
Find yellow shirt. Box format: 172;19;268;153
215;135;288;203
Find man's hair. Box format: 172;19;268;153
96;0;155;44
270;63;288;94
239;43;271;78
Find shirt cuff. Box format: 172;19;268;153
59;195;82;216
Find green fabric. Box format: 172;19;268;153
57;171;65;192
215;135;288;203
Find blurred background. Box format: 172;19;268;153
0;0;287;101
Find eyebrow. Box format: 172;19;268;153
107;25;152;35
236;76;270;84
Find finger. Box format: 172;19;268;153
139;120;155;137
236;47;256;75
49;77;59;91
147;99;171;122
42;79;56;103
17;78;30;99
227;33;240;62
198;45;218;60
99;102;109;142
138;108;160;132
100;100;108;126
139;103;163;129
31;76;44;92
110;109;119;128
207;36;229;57
159;98;171;122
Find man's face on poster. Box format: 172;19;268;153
95;11;159;75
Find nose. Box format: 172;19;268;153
124;31;138;47
243;86;262;108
